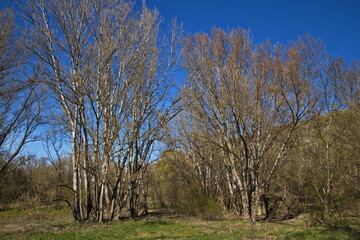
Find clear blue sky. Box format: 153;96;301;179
1;0;359;60
147;0;360;62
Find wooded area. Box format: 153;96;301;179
0;0;359;227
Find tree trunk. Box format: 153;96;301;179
71;122;81;220
129;179;138;218
98;155;109;222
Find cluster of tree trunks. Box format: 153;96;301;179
21;0;183;222
169;29;359;222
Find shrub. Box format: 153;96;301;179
179;184;222;220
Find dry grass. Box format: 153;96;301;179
0;204;74;239
0;206;359;240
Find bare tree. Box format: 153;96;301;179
181;29;320;222
0;8;43;181
22;0;184;222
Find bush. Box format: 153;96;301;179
198;199;222;220
179;184;222;220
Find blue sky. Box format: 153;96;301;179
147;0;360;62
2;0;359;157
1;0;359;60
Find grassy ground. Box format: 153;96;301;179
0;205;359;240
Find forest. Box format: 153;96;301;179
0;0;359;238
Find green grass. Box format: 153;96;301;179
0;206;359;240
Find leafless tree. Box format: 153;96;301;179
0;8;43;181
181;29;320;222
22;0;184;222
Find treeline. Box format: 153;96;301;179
149;110;360;223
0;0;359;224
